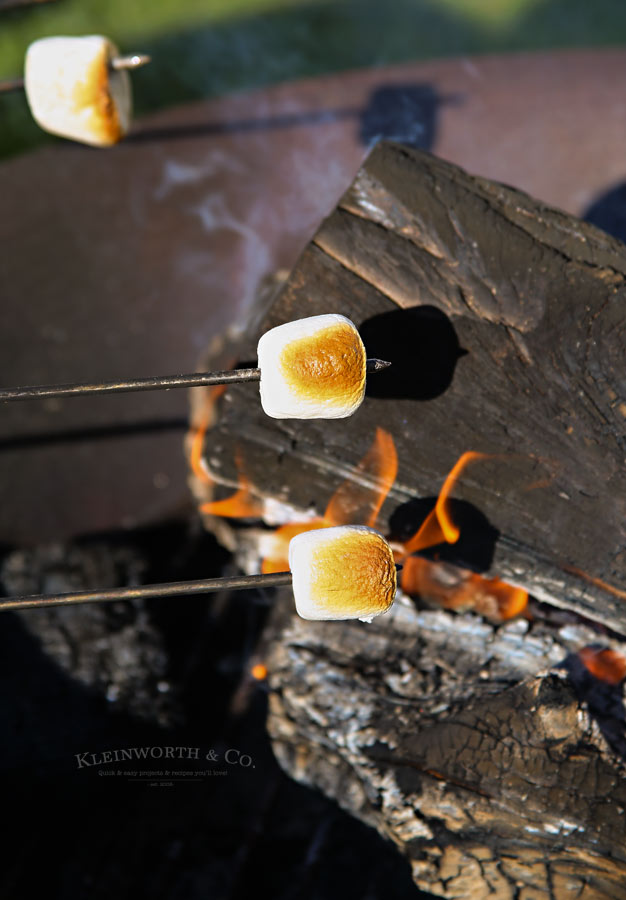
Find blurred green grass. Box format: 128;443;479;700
2;0;626;158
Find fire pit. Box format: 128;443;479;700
2;48;626;900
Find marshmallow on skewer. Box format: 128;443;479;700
257;314;367;419
289;525;397;622
24;35;131;146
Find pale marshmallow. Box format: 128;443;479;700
288;525;397;621
25;36;131;147
257;314;366;419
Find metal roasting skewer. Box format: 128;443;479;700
0;359;391;402
0;571;295;612
0;53;151;94
0;564;402;612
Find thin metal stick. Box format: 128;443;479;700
0;562;402;612
0;54;150;95
0;368;262;402
0;571;295;612
0;359;390;403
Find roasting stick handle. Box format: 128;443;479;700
0;359;390;403
0;571;295;612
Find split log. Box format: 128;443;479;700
192;143;626;898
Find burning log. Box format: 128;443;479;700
191;143;626;897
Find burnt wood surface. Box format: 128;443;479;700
194;144;626;898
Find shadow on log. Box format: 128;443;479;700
191;143;626;898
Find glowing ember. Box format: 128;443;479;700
564;566;626;601
250;663;268;680
578;647;626;685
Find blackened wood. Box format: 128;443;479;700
200;142;626;635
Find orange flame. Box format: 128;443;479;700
200;447;264;519
261;428;397;573
250;663;268;681
188;379;263;519
399;451;527;619
435;451;486;542
189;383;228;485
261;520;328;574
400;557;527;622
578;647;626;685
324;427;398;528
402;451;487;555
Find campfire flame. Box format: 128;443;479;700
189;387;227;485
189;383;263;518
200;446;264;518
324;427;398;528
261;427;396;573
402;451;488;554
400;557;527;620
191;407;527;621
398;450;528;621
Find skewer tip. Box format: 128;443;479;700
366;358;392;372
111;53;151;71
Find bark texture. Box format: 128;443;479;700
193;143;626;898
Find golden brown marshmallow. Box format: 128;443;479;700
24;35;131;147
257;314;367;418
288;525;397;621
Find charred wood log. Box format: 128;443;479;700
192;143;626;898
263;596;626;900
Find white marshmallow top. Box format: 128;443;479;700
257;314;367;419
288;525;397;621
24;35;131;146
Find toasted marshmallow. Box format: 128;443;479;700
24;36;131;146
288;525;397;621
258;314;366;419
